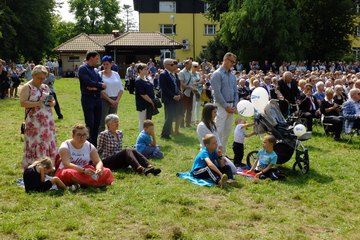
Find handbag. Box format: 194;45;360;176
153;97;162;109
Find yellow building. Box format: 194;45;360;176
133;0;218;61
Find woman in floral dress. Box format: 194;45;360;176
19;65;57;169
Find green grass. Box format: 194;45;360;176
1;78;360;239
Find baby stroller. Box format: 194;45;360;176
247;100;311;174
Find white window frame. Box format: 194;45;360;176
204;24;216;35
357;26;360;37
159;1;176;12
160;24;176;35
357;3;360;14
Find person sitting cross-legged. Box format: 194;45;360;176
191;134;234;188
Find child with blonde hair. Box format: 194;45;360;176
232;117;255;168
23;157;66;192
249;135;279;179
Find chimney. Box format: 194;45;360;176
112;30;120;38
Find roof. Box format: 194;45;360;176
54;33;105;52
107;32;183;48
54;32;183;52
88;34;115;46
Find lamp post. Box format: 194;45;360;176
170;15;175;59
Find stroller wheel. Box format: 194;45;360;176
292;159;309;174
246;150;258;168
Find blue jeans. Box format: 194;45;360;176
141;146;163;159
81;94;102;147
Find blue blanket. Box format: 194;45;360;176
176;172;216;187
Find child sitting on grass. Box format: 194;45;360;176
191;134;234;188
249;135;279;179
135;120;163;159
23;157;66;192
232;117;255;168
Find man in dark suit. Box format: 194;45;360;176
262;76;278;100
299;83;320;131
277;71;300;112
159;58;181;139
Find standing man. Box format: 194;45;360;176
78;51;106;147
178;59;195;127
159;58;181;139
211;52;239;154
126;62;137;94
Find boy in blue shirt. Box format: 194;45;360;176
135;120;163;159
191;134;234;188
249;135;278;179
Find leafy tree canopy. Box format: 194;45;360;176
69;0;125;34
201;0;356;62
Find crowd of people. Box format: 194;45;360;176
12;50;360;192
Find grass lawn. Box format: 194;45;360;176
1;78;360;240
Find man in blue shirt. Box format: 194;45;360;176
210;52;239;154
78;51;106;147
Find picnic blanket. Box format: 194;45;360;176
176;172;216;187
236;168;256;178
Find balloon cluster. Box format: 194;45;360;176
236;87;269;117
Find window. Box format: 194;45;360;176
353;48;360;60
68;56;80;62
204;3;210;12
161;50;172;59
159;1;176;12
160;24;176;35
204;24;216;35
357;26;360;36
357;4;360;14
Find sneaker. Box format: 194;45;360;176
218;174;228;189
68;184;80;192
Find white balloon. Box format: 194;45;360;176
251;87;269;113
293;124;307;137
236;100;254;117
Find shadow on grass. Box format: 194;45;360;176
277;166;333;186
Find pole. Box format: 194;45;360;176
170;15;175;59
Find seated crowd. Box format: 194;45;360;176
13;53;360;192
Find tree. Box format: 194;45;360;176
204;0;356;62
122;4;136;32
51;15;78;48
0;2;19;60
297;0;355;61
0;0;56;62
198;36;229;63
203;0;231;22
219;0;303;63
69;0;125;34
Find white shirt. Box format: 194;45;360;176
100;71;124;97
59;140;94;169
196;122;222;149
233;124;246;143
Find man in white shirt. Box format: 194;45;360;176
178;59;195;127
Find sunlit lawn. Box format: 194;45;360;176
0;78;359;239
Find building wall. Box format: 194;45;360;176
139;13;217;60
60;53;86;73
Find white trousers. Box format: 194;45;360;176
215;103;234;154
138;109;147;132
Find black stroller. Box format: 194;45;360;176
247;100;311;174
